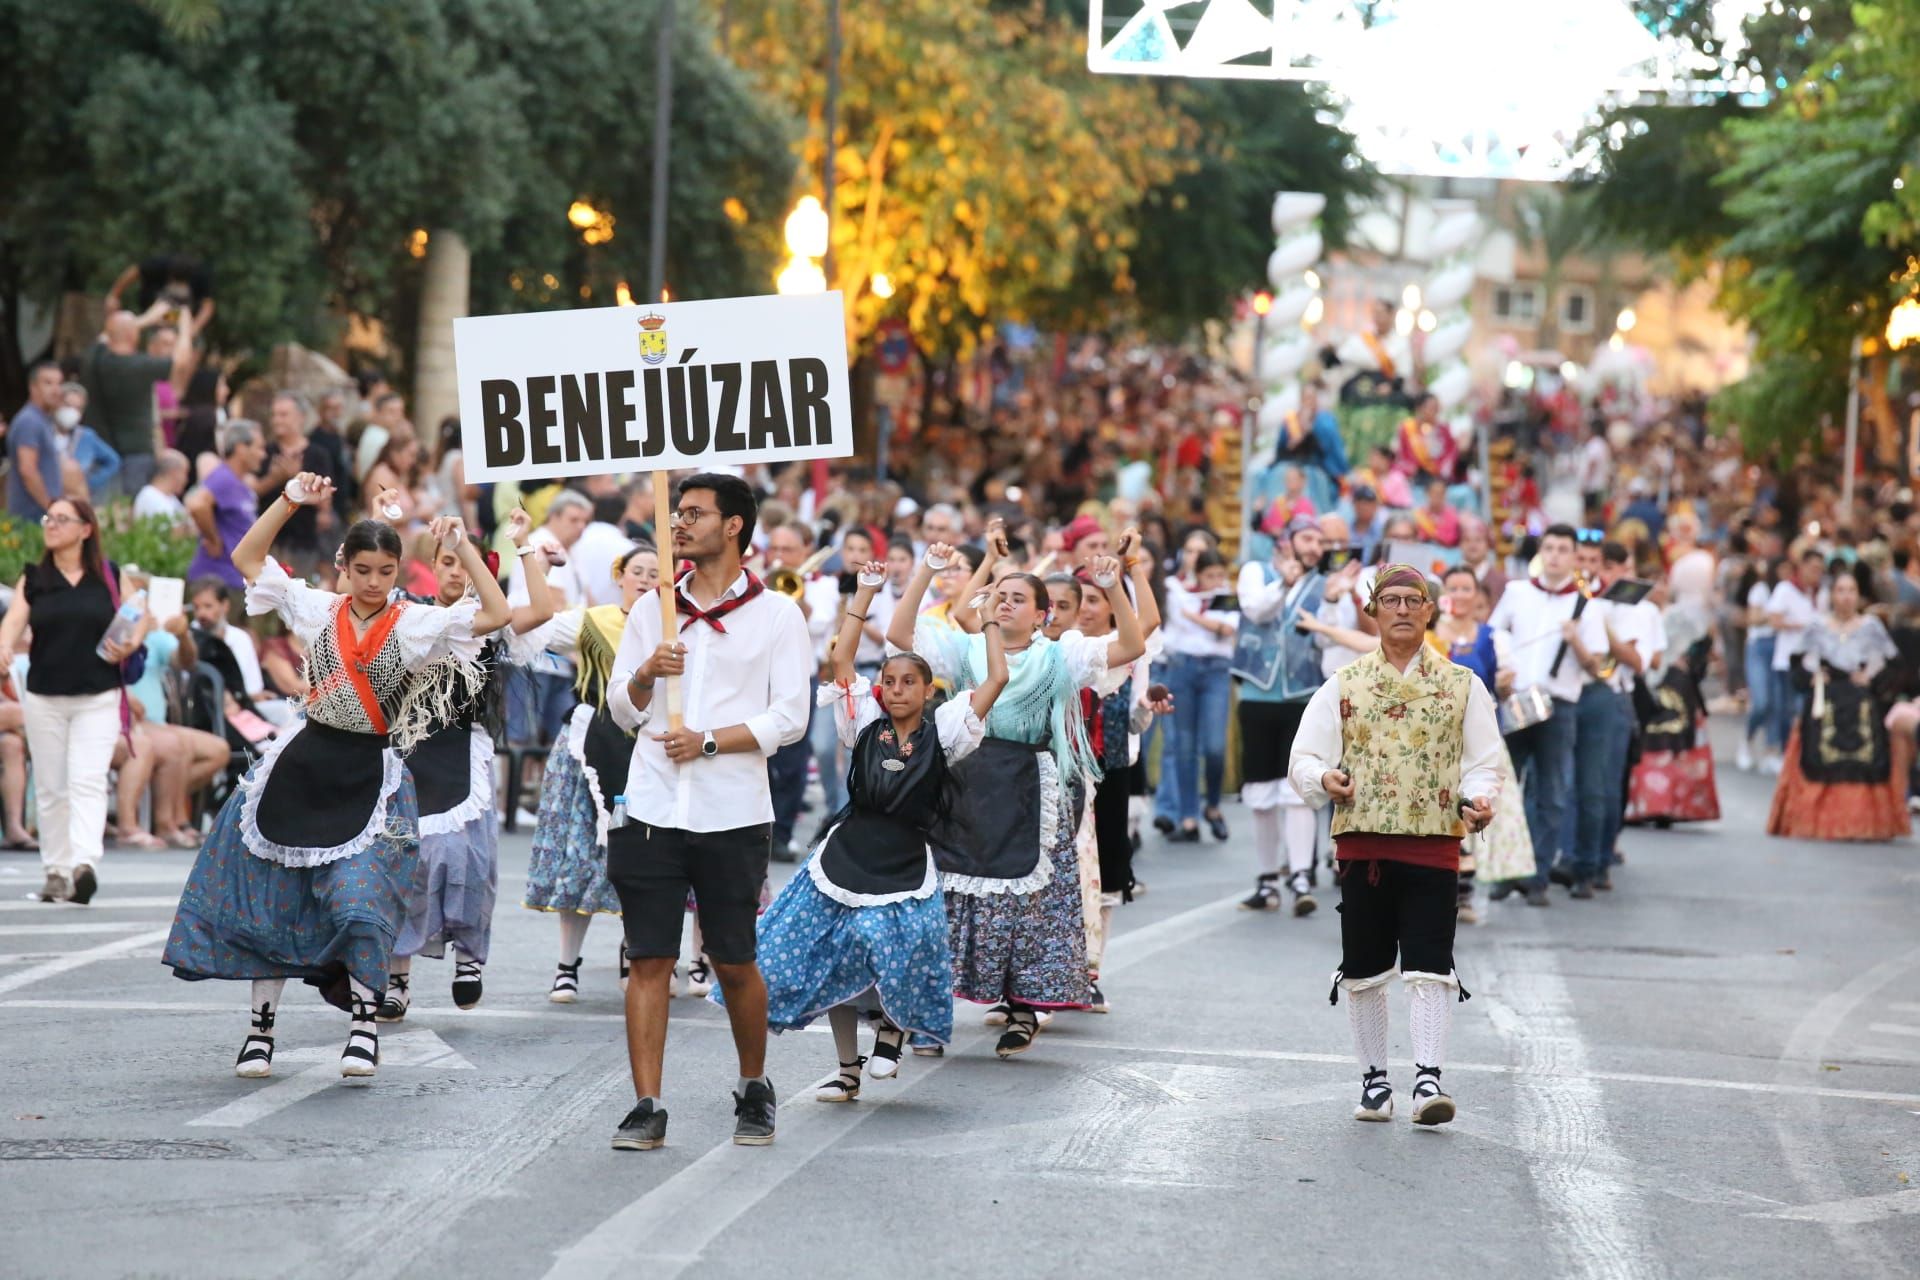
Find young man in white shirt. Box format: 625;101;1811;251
606;473;812;1152
1763;549;1824;774
1558;541;1648;898
1486;524;1611;907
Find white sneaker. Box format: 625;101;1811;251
1735;742;1754;772
1762;755;1784;776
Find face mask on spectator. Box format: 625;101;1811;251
54;406;80;429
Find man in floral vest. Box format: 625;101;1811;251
1287;563;1502;1126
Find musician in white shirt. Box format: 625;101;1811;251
1485;524;1609;907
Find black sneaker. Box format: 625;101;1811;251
1086;980;1110;1014
733;1079;777;1146
1288;871;1318;917
1239;876;1282;911
1204;810;1230;842
1547;862;1575;889
69;863;98;905
612;1100;669;1151
1152;815;1175;836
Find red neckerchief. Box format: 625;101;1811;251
675;571;764;634
1530;576;1580;596
332;599;406;734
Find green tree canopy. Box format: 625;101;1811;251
0;0;798;402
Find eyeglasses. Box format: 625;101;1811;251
669;506;713;527
39;514;83;529
1374;593;1429;612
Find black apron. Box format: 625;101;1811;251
817;716;947;898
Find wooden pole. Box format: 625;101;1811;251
652;471;683;730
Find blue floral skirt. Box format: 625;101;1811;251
164;770;423;1013
947;813;1089;1010
718;863;955;1044
396;812;498;963
523;734;621;916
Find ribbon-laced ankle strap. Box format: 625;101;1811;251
250;1003;277;1034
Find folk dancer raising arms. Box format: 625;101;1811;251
163;474;510;1079
1288;564;1502;1126
730;560;1007;1100
377;506;555;1020
889;534;1144;1058
518;543;661;1003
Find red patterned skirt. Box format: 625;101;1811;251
1626;729;1721;824
1767;724;1913;842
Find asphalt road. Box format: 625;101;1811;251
2;720;1918;1280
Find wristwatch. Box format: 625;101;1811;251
700;730;718;758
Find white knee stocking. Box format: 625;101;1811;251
249;978;286;1034
1404;972;1457;1070
1250;806;1283;877
1340;970;1394;1072
1283;807;1317;875
557;912;591;965
827;1004;861;1065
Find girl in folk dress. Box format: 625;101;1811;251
519;545;663;1001
890;539;1145;1059
378;508;555;1019
736;562;1007;1101
163;474;509;1079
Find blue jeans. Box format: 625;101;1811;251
1744;634;1776;744
506;666;577;747
1570;684;1631;883
1769;666;1799;754
1164;653;1232;825
808;695;849;821
769;702;814;853
1504;699;1577;889
1148;660;1177;823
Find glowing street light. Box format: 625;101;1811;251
1886;297;1920;351
784;196;829;260
1616;306;1638;333
777;257;828;296
1252;290;1274;316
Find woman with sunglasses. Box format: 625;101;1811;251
163;473;511;1081
0;498;145;904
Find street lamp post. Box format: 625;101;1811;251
646;0;675;303
823;0;841;288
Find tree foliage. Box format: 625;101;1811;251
726;0;1368;354
1579;2;1920;455
0;0;798;403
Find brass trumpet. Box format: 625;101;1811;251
767;547;835;599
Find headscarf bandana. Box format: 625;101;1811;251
1365;562;1434;617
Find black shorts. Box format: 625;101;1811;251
607;821;771;966
1238;699;1308;785
1335;859;1457;980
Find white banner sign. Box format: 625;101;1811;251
454;292;854;483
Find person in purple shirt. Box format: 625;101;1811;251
187;421;277;593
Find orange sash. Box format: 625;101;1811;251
1401;418;1439;474
333;600;406;735
1361;332;1397;378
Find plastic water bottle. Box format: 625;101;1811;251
96;590;146;662
611;794;628;828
